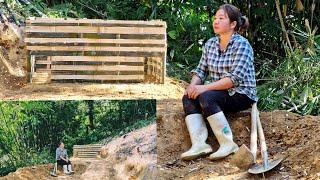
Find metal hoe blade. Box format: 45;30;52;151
248;157;284;174
248;103;284;174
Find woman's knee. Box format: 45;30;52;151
182;94;188;104
198;91;224;116
182;95;201;115
198;91;219;107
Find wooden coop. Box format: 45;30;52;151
25;18;167;84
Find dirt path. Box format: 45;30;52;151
0;77;185;101
79;159;109;179
157;100;320;179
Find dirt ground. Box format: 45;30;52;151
157;100;320;180
1;124;157;180
0;77;185;100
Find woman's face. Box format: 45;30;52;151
60;143;65;149
213;9;236;35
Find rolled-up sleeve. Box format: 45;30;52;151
223;40;253;87
190;46;208;83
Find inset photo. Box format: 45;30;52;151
0;99;156;180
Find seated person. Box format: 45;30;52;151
56;141;74;174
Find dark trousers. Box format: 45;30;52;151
182;90;255;118
57;159;71;166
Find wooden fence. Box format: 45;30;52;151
25;17;167;84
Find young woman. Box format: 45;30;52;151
56;142;74;174
181;4;258;160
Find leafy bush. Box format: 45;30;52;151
257;20;320;115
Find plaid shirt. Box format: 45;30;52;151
191;32;258;102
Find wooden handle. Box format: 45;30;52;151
250;103;258;163
256;107;270;168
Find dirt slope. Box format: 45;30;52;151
157;100;320;179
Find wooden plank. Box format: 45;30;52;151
51;74;144;80
26;46;166;52
26;18;167;27
74;145;102;148
26;26;166;35
50;56;145;63
36;60;51;64
25;38;166;45
74;148;101;150
51;65;144;71
36;69;50;73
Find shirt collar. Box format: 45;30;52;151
215;32;239;47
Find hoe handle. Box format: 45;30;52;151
250;103;258;163
256;107;269;169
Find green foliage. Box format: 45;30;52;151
257;20;320;115
0;100;156;176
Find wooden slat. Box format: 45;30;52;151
26;26;166;34
36;69;50;73
26;18;166;27
50;56;144;63
36;60;51;64
74;149;101;150
51;65;144;71
26;46;165;52
51;74;144;80
74;146;102;148
25;38;166;45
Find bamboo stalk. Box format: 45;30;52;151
18;0;47;17
275;0;293;53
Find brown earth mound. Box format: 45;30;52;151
157;100;320;179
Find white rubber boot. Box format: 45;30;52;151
63;165;70;175
68;164;74;173
207;111;239;160
181;114;213;160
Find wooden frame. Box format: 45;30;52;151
25;17;167;84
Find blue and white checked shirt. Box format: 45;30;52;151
191;32;258;102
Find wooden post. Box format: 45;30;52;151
30;55;35;83
162;24;167;84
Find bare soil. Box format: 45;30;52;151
0;77;185;101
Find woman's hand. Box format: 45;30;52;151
60;156;68;162
185;85;208;99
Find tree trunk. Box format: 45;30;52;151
88;100;94;130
